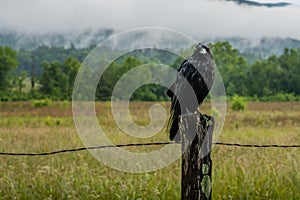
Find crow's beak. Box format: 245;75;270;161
166;82;175;97
166;89;173;97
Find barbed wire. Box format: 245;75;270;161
0;142;299;156
214;142;300;148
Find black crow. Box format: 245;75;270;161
167;43;215;141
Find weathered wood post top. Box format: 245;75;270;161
180;112;214;200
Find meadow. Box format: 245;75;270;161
0;101;299;199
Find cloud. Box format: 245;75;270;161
0;0;299;39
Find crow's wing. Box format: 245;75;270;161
167;52;214;141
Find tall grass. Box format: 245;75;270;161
0;102;299;199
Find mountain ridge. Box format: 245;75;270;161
225;0;291;7
1;30;300;62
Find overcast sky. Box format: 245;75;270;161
1;0;300;39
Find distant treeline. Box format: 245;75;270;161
0;41;300;102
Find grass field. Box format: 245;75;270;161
0;101;299;199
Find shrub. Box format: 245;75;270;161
0;91;11;102
59;100;70;108
44;116;61;126
231;94;247;111
31;99;52;108
260;93;297;102
0;95;10;102
211;106;221;118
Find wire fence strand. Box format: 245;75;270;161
0;142;299;156
214;142;300;148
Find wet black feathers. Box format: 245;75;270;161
167;43;215;141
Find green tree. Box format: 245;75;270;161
97;56;143;100
279;48;300;95
248;55;283;96
13;71;28;92
96;61;118;100
17;48;32;73
210;42;249;96
0;46;18;91
40;57;80;100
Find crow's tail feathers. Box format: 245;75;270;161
167;97;181;142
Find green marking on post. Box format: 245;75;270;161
201;175;211;198
202;164;209;175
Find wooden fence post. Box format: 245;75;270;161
180;112;214;200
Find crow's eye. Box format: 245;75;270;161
200;48;207;54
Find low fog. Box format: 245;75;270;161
1;0;300;39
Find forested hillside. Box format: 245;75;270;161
0;29;113;50
0;41;300;101
2;31;300;62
